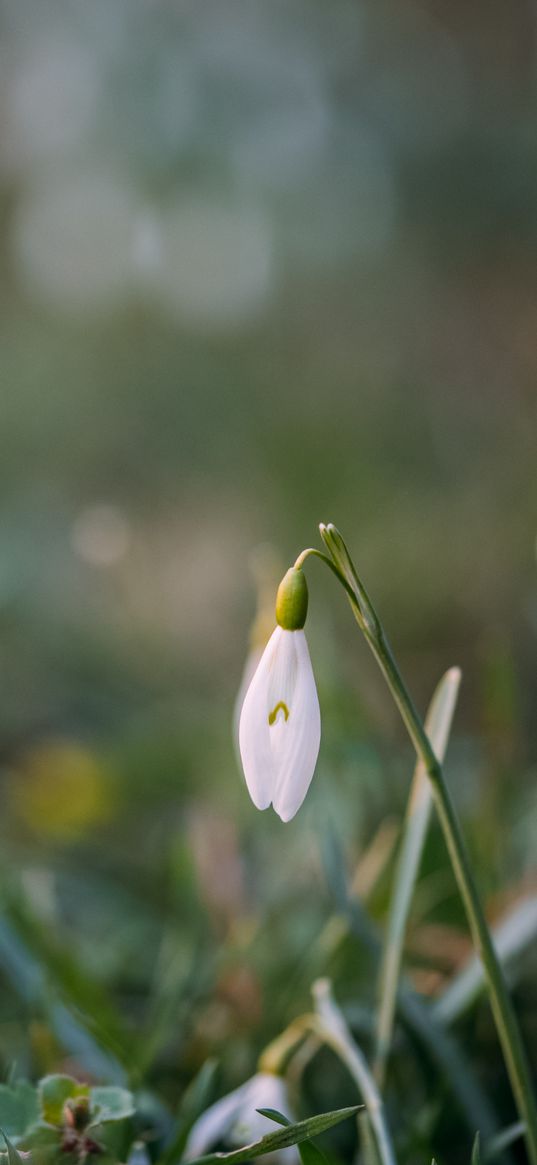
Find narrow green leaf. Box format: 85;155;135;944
255;1110;291;1127
187;1105;359;1165
374;666;461;1083
295;1139;329;1165
256;1109;329;1165
484;1122;525;1161
471;1132;481;1165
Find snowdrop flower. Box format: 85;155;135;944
239;567;321;822
185;1071;297;1163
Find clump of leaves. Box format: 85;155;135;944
0;1074;360;1165
0;1076;134;1165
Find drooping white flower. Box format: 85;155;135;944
184;1071;298;1163
239;568;321;822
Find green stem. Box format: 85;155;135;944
314;524;537;1165
293;547;357;596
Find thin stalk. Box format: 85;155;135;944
373;666;462;1086
293;547;357;598
312;978;398;1165
317;524;537;1165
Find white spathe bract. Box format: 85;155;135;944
184;1071;297;1163
239;626;320;822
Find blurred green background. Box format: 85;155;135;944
0;0;536;1159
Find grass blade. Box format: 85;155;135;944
484;1122;525;1161
374;667;461;1085
185;1106;359;1165
256;1108;329;1165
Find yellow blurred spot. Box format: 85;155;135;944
13;740;114;840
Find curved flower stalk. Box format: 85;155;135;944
315;521;537;1165
184;1072;298;1163
239;568;321;822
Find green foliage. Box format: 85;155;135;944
37;1076;134;1131
256;1107;329;1165
0;1079;361;1165
0;1077;136;1165
0;1083;39;1142
187;1106;359;1165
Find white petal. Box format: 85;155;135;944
184;1082;248;1159
232;1073;290;1143
186;1074;298;1165
232;644;263;760
239;626;282;809
271;631;320;823
232;1074;299;1165
239;627;321;821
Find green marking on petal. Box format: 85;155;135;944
268;701;290;726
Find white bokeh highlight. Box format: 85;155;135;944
12;167;139;315
156;199;274;330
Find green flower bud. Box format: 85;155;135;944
275;568;308;630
